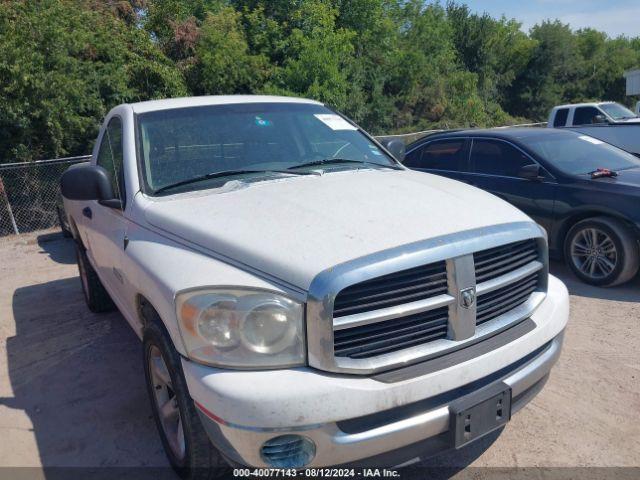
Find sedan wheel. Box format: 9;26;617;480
565;217;640;286
570;227;617;280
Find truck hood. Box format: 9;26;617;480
613;118;640;124
143;169;531;290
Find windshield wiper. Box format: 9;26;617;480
153;169;314;194
288;158;402;170
589;168;618;179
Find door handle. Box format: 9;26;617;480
82;207;92;219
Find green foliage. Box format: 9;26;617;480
1;0;639;162
262;1;356;110
446;2;536;106
0;0;186;161
506;20;640;120
189;7;269;94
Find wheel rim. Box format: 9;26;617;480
570;227;618;280
149;345;186;461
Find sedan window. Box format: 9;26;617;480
404;139;466;171
470;140;536;177
520;132;640;175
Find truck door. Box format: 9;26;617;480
81;116;129;309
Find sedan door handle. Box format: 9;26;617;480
82;207;92;219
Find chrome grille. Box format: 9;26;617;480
476;273;539;325
333;261;447;317
306;222;548;375
334;306;448;358
474;239;538;283
329;238;543;367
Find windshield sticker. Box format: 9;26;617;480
578;135;603;145
368;144;383;155
254;116;272;127
314;114;357;131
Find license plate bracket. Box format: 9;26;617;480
449;382;512;449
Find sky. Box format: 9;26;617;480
460;0;640;38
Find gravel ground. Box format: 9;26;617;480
0;231;638;478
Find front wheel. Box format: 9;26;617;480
564;217;639;286
143;322;228;479
75;242;115;312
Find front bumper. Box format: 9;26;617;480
182;275;569;467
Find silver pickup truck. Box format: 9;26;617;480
61;96;569;477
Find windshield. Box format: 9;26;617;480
599;103;637;120
520;132;640;175
136;103;396;193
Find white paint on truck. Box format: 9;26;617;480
62;95;569;470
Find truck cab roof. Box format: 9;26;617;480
127;95;323;114
552;101;618;110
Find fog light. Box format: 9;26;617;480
260;434;316;468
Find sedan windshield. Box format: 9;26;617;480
599;103;637;120
136;103;397;194
520;132;640;175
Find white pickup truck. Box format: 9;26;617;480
548;102;640;156
548;101;640;127
61;96;569;476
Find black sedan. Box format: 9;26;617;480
403;127;640;286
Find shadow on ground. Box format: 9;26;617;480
36;232;75;265
0;269;171;475
549;260;640;302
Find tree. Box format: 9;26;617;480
0;0;186;162
446;2;535;106
2;0;640;161
261;1;356;111
506;21;581;119
189;7;269;95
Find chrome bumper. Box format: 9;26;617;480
195;331;564;468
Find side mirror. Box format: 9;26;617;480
518;164;544;181
381;138;406;162
61;164;119;206
593;114;608;124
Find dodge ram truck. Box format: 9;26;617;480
61;96;569;477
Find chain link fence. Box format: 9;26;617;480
0;156;90;239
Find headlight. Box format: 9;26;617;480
176;288;305;368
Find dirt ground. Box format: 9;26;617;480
0;230;638;477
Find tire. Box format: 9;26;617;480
75;242;115;312
564;216;640;286
143;321;228;480
57;205;72;238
